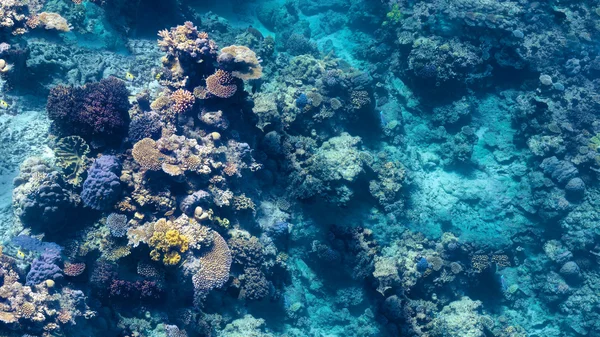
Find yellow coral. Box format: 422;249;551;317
165;229;189;252
145;219;190;265
163;251;181;265
37;12;71;32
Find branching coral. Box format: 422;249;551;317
170;89;195;114
63;262;86;277
47;77;131;144
158;21;217;61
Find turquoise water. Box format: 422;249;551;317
0;0;598;336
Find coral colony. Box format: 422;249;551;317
0;0;598;336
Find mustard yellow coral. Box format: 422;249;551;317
146;219;190;265
163;251;181;265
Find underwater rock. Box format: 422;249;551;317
540;156;578;186
565;177;585;199
559;261;581;282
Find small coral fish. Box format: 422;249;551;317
125;72;135;81
0;100;8;109
16;250;25;259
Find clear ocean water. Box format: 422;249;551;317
0;0;598;336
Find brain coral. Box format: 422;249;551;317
205;70;238;98
192;231;232;299
81;155;122;211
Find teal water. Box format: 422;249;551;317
0;0;598;336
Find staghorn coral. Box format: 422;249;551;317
219;45;263;80
53;136;90;187
205;70;238;98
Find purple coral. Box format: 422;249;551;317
26;251;63;286
81;155;122;211
47;77;131;145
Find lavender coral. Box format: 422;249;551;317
26;251;63;286
81;155;122;211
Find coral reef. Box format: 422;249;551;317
3;1;600;336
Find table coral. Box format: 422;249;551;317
219;45;263;80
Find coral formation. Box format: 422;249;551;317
3;1;600;335
81;155;122;211
47;77;131;145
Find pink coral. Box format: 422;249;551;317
205;70;237;98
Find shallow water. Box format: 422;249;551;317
0;0;598;336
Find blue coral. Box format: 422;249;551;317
11;235;63;254
296;93;312;108
81;155;122;211
106;213;128;237
26;251;63;286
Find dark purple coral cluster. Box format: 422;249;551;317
47;76;131;145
